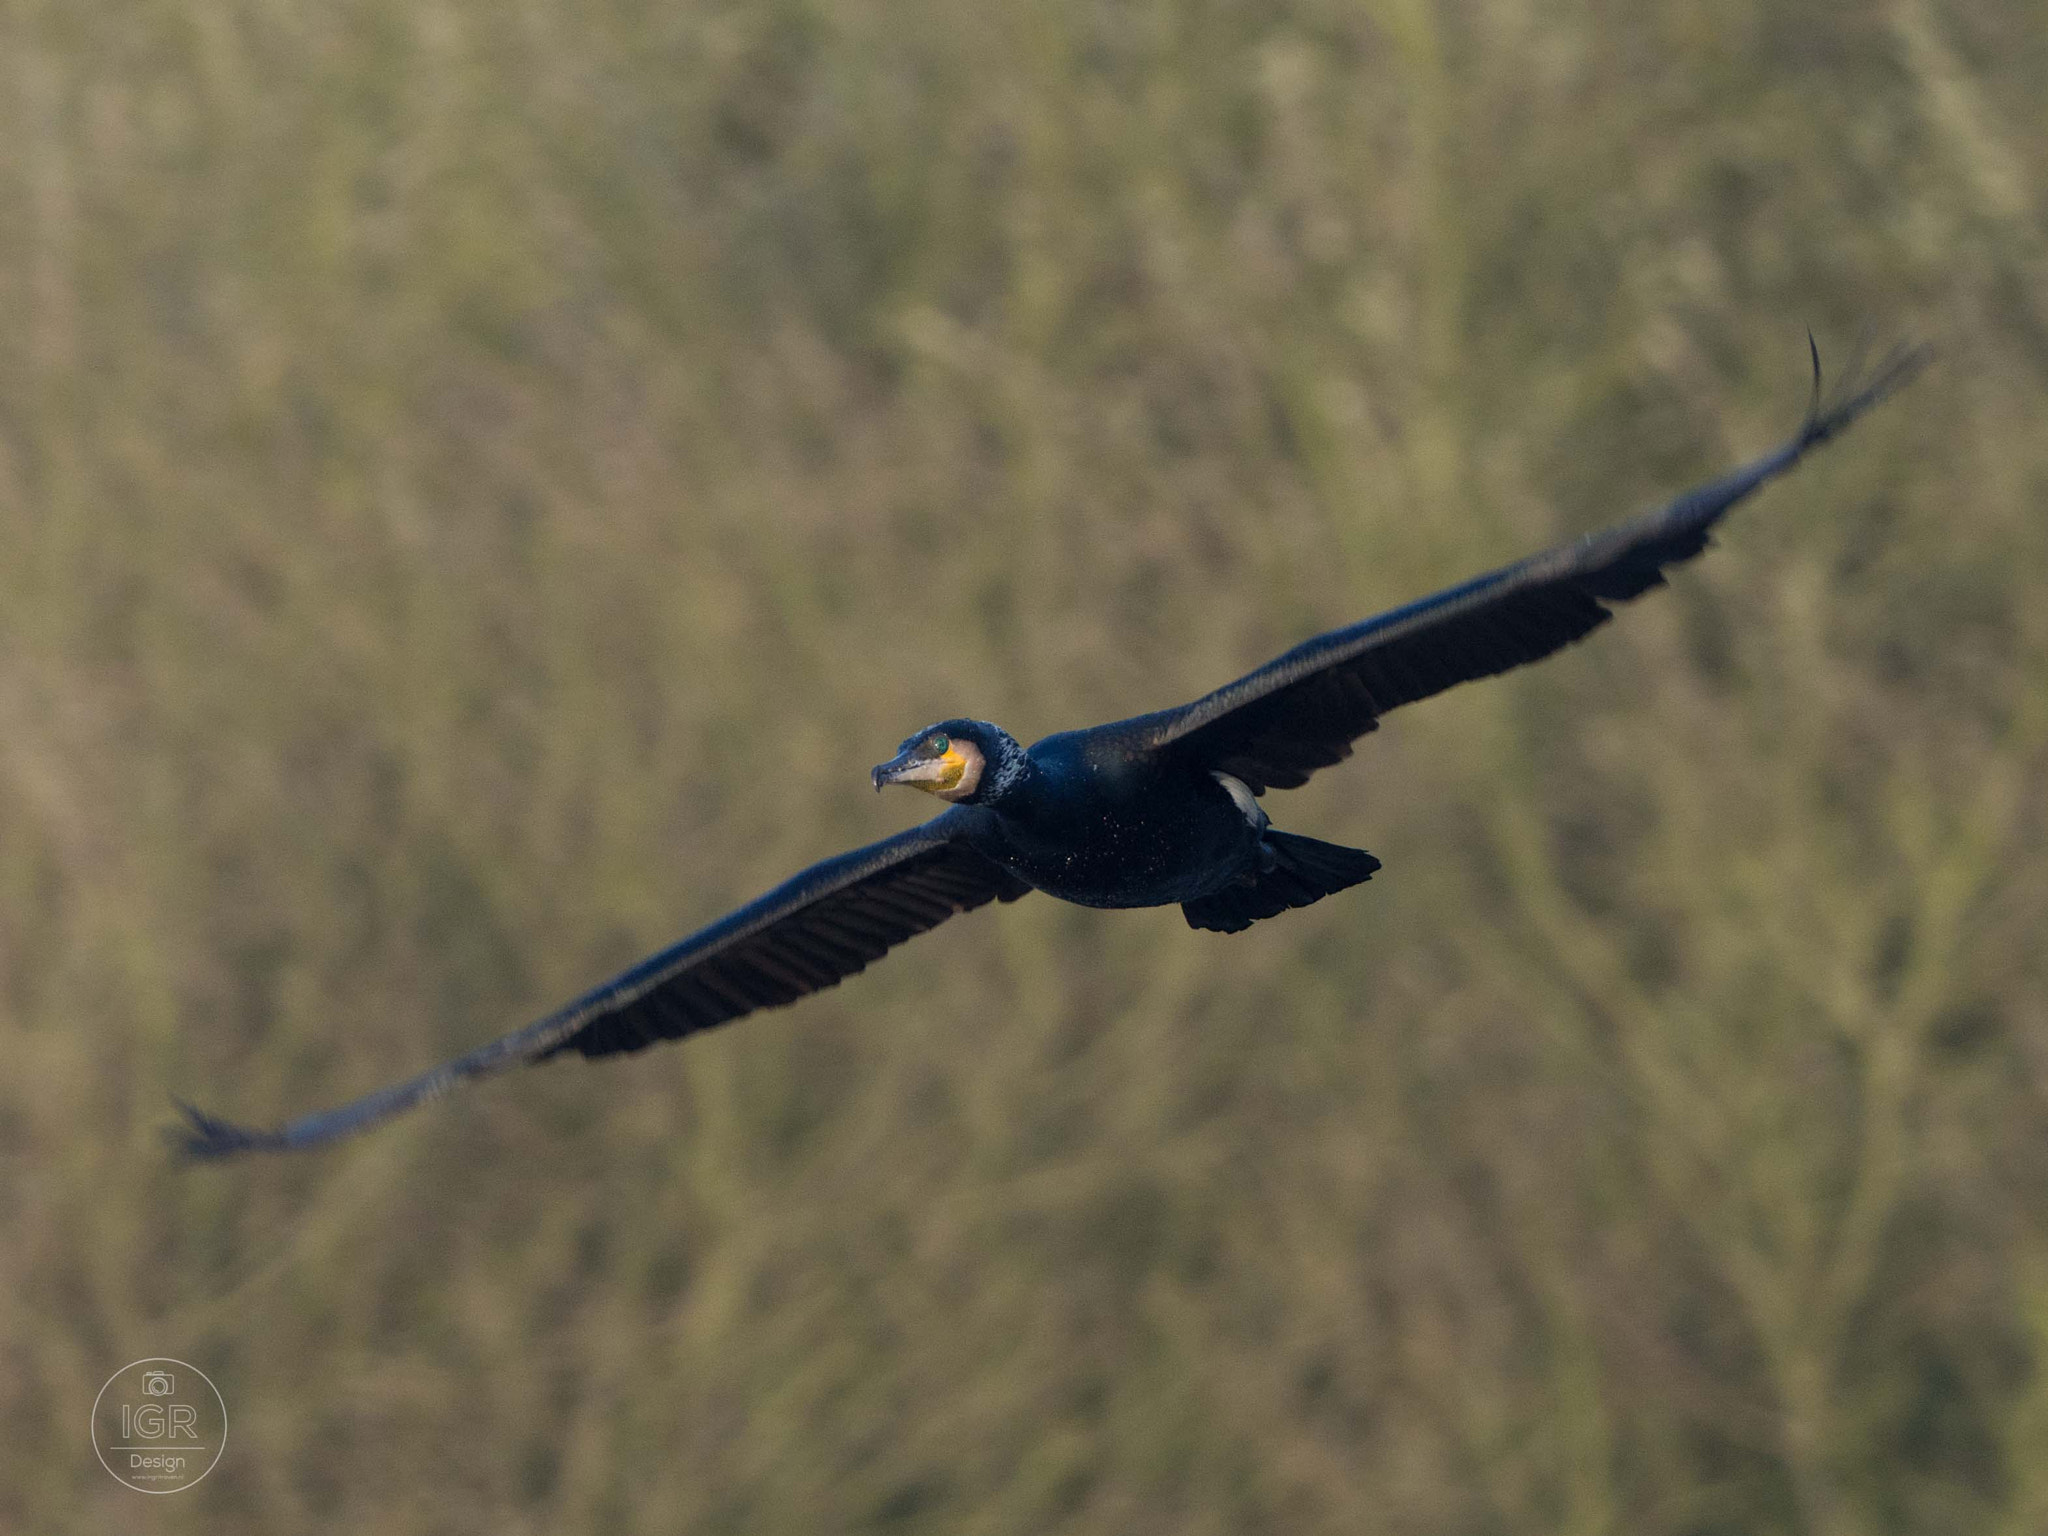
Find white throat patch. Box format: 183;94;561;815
934;739;986;802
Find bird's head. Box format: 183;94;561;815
871;719;1022;805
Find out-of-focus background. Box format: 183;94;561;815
4;0;2044;1530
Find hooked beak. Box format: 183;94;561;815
873;744;964;795
871;747;919;792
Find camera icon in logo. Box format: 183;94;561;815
141;1370;175;1397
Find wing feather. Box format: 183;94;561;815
1124;344;1926;793
176;806;1028;1158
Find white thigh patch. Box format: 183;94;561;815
1211;771;1267;828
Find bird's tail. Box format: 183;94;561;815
1182;833;1381;934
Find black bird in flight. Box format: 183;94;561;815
179;342;1925;1159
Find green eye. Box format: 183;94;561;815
930;734;950;755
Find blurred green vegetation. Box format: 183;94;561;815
3;0;2045;1530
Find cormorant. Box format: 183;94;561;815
178;342;1925;1158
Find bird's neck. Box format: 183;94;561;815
975;745;1040;814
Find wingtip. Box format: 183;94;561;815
1806;328;1823;422
1799;335;1933;447
168;1099;287;1162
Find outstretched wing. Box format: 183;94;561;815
1124;342;1928;792
177;806;1029;1158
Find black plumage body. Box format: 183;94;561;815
961;732;1263;909
175;342;1927;1159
